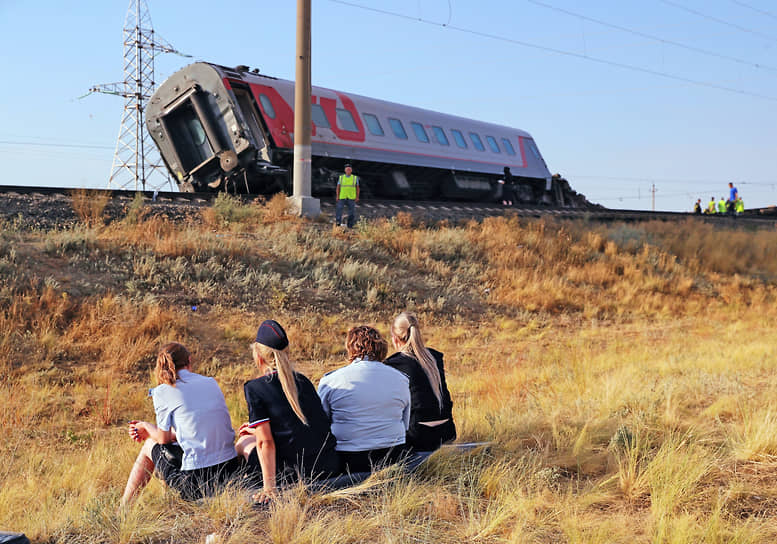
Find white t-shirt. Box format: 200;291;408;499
151;369;236;470
317;359;410;452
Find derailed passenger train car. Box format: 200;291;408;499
146;62;583;204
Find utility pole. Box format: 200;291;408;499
651;183;657;211
289;0;320;217
89;0;188;192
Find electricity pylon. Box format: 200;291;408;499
90;0;189;192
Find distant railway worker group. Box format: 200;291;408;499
694;182;744;216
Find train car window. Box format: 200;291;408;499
501;138;516;156
469;132;485;151
485;136;501;153
336;108;359;132
451;129;467;149
525;138;542;159
432;126;449;146
411;122;430;143
363;113;384;136
389;118;408;139
258;94;276;119
165;102;214;171
311;104;330;129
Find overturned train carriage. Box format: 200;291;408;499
147;62;585;205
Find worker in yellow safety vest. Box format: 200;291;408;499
717;197;727;214
735;196;744;216
335;164;360;228
707;197;716;214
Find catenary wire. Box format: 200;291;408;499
728;0;777;21
528;0;777;73
659;0;777;42
326;0;777;102
0;140;115;150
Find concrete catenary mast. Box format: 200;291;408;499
89;0;189;192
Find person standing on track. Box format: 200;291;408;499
499;166;517;206
335;164;360;228
728;182;738;204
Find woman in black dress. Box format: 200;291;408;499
236;320;340;502
384;312;456;452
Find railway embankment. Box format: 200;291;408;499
2;192;777;542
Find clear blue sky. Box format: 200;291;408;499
1;0;776;211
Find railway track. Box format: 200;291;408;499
0;185;775;228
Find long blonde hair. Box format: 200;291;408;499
391;312;442;407
156;342;190;386
253;342;308;425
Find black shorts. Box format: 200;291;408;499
245;448;342;486
405;419;457;452
338;445;408;474
151;444;243;501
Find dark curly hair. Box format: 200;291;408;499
346;325;388;362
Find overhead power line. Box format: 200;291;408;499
572;174;777;186
327;0;777;102
528;0;777;73
659;0;777;43
0;140;114;150
729;0;777;21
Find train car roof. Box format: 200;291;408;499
208;62;533;139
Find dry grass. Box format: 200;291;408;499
70;189;111;227
2;203;777;542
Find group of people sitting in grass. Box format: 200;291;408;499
121;312;456;506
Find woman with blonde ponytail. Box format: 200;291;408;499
385;312;456;452
121;343;240;506
236;320;340;503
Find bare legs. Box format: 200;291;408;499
235;434;256;460
121;438;156;506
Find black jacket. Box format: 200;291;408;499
384;348;456;450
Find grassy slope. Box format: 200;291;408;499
2;193;777;543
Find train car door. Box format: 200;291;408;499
163;100;215;172
230;84;272;162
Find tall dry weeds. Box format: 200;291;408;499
70;188;111;227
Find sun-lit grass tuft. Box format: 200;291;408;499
71;188;111;227
730;407;777;461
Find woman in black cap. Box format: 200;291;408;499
235;320;340;502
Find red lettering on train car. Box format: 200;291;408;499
316;92;366;142
247;83;295;149
516;137;528;168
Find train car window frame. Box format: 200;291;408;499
258;94;276;119
411;122;430;143
485;135;501;153
389;118;408;140
336;108;359;132
469;132;485;151
432;126;449;146
451;129;467;149
164;101;214;171
501;138;516;156
363;113;385;136
525;138;542;160
311;104;330;129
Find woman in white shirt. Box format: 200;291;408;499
318;326;410;473
121;342;240;505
